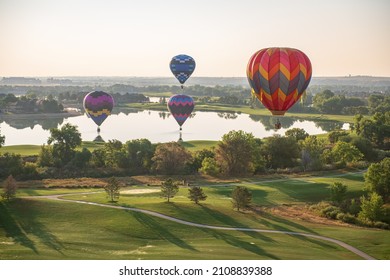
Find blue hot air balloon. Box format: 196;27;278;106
169;54;196;88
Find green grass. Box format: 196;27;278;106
0;145;41;156
181;140;217;152
1;141;110;156
1;140;216;156
2;172;388;260
0;198;368;260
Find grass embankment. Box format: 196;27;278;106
1;140;216;156
1;172;389;260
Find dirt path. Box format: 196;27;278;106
30;193;375;260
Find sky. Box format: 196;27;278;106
0;0;389;77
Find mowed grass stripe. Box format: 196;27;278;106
0;199;362;260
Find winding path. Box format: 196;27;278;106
31;192;376;260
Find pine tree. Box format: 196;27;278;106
188;186;207;204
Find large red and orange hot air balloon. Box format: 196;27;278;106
246;48;312;120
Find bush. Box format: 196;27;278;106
373;221;389;230
348;198;361;215
321;205;342;219
330;182;347;205
338;213;357;224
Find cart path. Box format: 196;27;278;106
30;193;375;260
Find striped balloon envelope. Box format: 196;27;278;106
169;54;196;87
167;94;195;130
83;91;114;127
247;47;312;116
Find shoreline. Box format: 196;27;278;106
0;110;83;120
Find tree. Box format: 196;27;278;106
358;192;384;222
104;177;121;202
160;178;179;202
0;153;24;178
261;135;300;169
330;141;363;167
152;142;192;175
37;144;54;167
350;136;377;161
199;157;220;176
190;148;215;172
300;135;326;171
285;128;309;141
215;130;257;175
90;148;106;167
1;175;17;201
364;158;390;202
328;130;349;144
231;186;252;211
188;186;207;204
71;148;92;168
103;140;126;168
353;112;390;148
124;139;155;172
47;123;82;166
330;182;347;205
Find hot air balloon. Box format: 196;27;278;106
170;54;196;88
167;94;194;131
83;91;114;133
246;47;312;129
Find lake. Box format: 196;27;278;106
0;110;348;145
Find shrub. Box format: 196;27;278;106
321;205;342;219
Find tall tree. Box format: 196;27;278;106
1;175;17;201
124;138;155;172
331;141;363;167
47;123;82;166
300;135;326;171
215;130;257;175
188;186;207;204
261;135;300;169
152;142;192;175
364;158;390;202
330;182;347;205
160;178;179;202
231;186;252;211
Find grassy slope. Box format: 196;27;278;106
1;172;389;260
1;140;216;155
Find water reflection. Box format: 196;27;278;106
0;110;348;145
217;112;238;119
93;134;105;143
249;115;295;130
314;121;344;131
1;118;64;130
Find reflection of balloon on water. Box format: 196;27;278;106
167;94;194;131
83;91;114;132
246;47;312;129
170;54;196;88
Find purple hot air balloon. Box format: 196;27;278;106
167;94;194;130
83;91;114;131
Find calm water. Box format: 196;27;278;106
0;110;348;145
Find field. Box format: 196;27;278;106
1;171;389;260
0;140;216;155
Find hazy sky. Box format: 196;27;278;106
0;0;389;77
